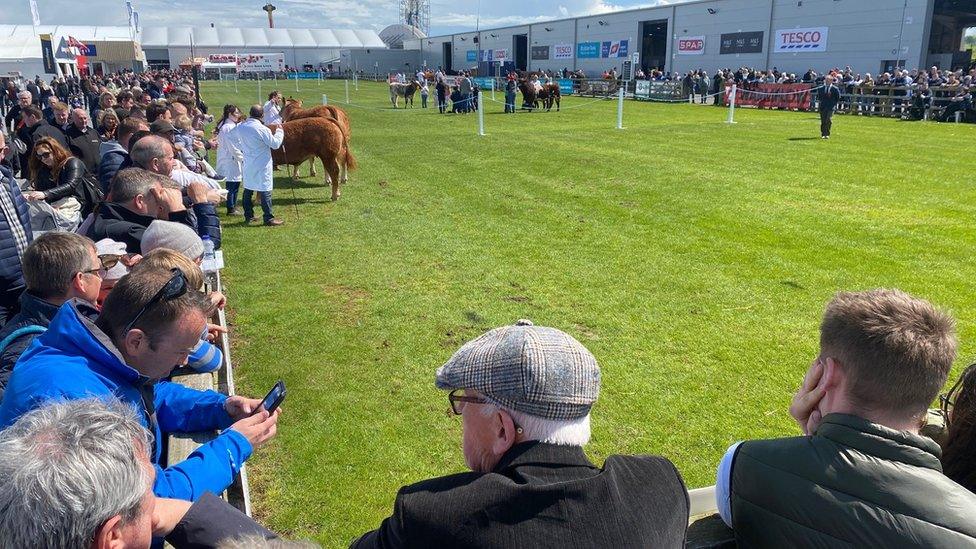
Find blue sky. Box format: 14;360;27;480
1;0;685;35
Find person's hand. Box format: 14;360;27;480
24;191;45;201
186;182;210;205
224;395;264;420
206;190;224;204
209;291;226;310
789;360;827;436
120;253;141;267
192;138;204;151
206;322;227;342
229;408;279;450
151;186;185;216
151;498;193;537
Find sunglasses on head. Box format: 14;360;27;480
36;151;51;159
122;268;188;336
98;254;122;271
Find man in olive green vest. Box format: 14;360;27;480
716;289;976;548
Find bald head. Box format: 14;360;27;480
249;105;264;119
71;108;89;131
130;135;174;176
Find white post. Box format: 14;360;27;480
726;84;737;124
491;79;495;102
616;86;625;130
234;71;238;94
322;94;328;105
477;92;485;136
258;78;262;104
345;79;350;103
295;71;299;92
354;73;358;90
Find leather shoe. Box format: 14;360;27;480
264;218;284;226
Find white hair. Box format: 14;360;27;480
481;401;591;447
16;90;31;100
0;398;152;548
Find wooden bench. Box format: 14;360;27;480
164;269;252;516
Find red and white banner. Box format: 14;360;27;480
677;36;705;55
728;83;814;110
207;53;285;72
774;27;828;53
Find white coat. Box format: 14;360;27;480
235;118;284;192
262;100;282;125
215;119;244;182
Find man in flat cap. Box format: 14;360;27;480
353;320;690;549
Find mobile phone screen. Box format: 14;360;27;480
259;380;286;414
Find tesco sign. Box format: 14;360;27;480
678;36;705;55
774;27;829;53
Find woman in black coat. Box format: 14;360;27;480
25;136;93;217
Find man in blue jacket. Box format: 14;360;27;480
0;266;280;501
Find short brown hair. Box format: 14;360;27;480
21;233;95;299
95;266;213;346
51;101;69;114
820;289;956;418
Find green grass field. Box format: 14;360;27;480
198;79;976;546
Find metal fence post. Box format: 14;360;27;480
616;86;625;130
726;85;737;124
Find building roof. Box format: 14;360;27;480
0;25;386;60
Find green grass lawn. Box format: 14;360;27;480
198;79;976;546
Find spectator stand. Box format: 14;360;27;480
164;267;253;517
833;85;974;121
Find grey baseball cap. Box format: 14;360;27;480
435;320;601;420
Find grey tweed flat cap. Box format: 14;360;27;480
435;320;600;420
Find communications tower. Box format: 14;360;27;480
399;0;429;37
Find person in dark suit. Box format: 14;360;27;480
353;320;690;549
817;75;841;139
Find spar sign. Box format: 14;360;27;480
677;36;705;55
774;27;828;52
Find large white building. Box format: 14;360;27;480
407;0;975;76
0;25;386;78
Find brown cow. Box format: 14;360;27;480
268;117;356;201
281;98;352;179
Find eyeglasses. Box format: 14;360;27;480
940;363;976;424
448;389;487;415
80;268;102;277
122;268;188;336
98;254;122;271
36;151;52;159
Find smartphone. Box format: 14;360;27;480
256;380;286;415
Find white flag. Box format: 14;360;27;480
29;0;41;27
125;1;133;27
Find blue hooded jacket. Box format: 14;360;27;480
0;300;253;501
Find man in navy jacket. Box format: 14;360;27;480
817;75;842;139
0;267;281;500
0;131;33;325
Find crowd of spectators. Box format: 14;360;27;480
0;69;975;549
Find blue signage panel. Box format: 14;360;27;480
577;42;601;59
600;40;629;58
466;50;477;62
557;78;574;95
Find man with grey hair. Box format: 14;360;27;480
0;232;102;398
86;167;203;253
66;107;102;172
353;320;690;548
0;398;277;548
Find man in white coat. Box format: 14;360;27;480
236;105;284;226
262;91;283;125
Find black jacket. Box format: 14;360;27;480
352;441;689;549
27;120;69;151
35;157;87;204
817;85;841;112
65;125;102;173
166;492;276;548
86;201;196;253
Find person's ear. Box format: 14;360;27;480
822;357;843;392
491;410;518;456
91;514;125;549
123;328;149;358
